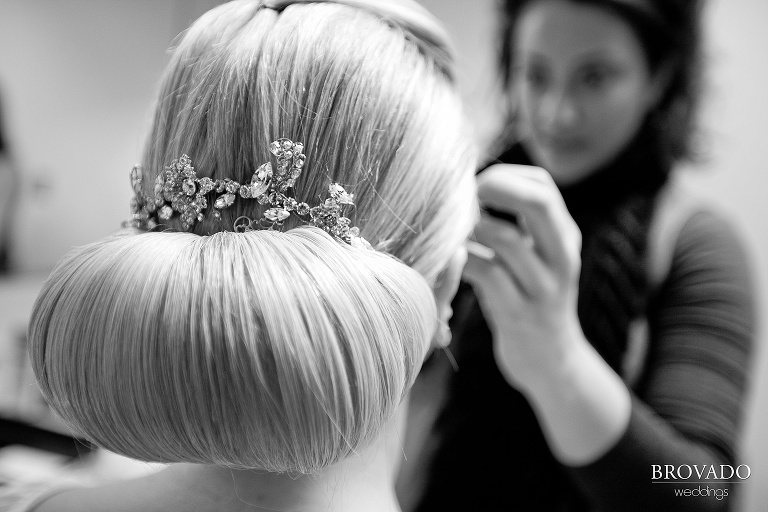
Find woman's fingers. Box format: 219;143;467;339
472;217;551;298
476;164;581;279
485;162;552;183
462;247;524;315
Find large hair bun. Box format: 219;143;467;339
29;227;437;473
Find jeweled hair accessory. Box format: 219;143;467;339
124;138;369;247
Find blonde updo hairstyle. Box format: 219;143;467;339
144;0;475;283
28;0;477;474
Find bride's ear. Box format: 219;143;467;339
433;244;468;323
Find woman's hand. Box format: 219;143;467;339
463;164;631;464
463;164;586;391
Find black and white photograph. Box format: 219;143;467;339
0;1;767;511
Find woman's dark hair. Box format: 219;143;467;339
498;0;704;162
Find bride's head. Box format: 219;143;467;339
141;0;475;283
28;0;476;475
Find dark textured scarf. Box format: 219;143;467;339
414;120;669;512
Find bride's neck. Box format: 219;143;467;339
176;401;408;512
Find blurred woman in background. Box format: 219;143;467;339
402;1;755;511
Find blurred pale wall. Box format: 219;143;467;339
0;0;220;271
417;1;768;510
0;0;766;509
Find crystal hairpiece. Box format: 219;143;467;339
124;138;369;247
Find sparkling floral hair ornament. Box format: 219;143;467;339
124;138;370;248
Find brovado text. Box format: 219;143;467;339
651;464;751;480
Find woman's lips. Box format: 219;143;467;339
539;135;587;154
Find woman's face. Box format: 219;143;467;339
512;0;663;185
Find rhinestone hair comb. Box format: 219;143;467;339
124;138;369;247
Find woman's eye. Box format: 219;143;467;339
579;65;613;88
524;67;548;89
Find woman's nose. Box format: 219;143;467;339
538;88;580;131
